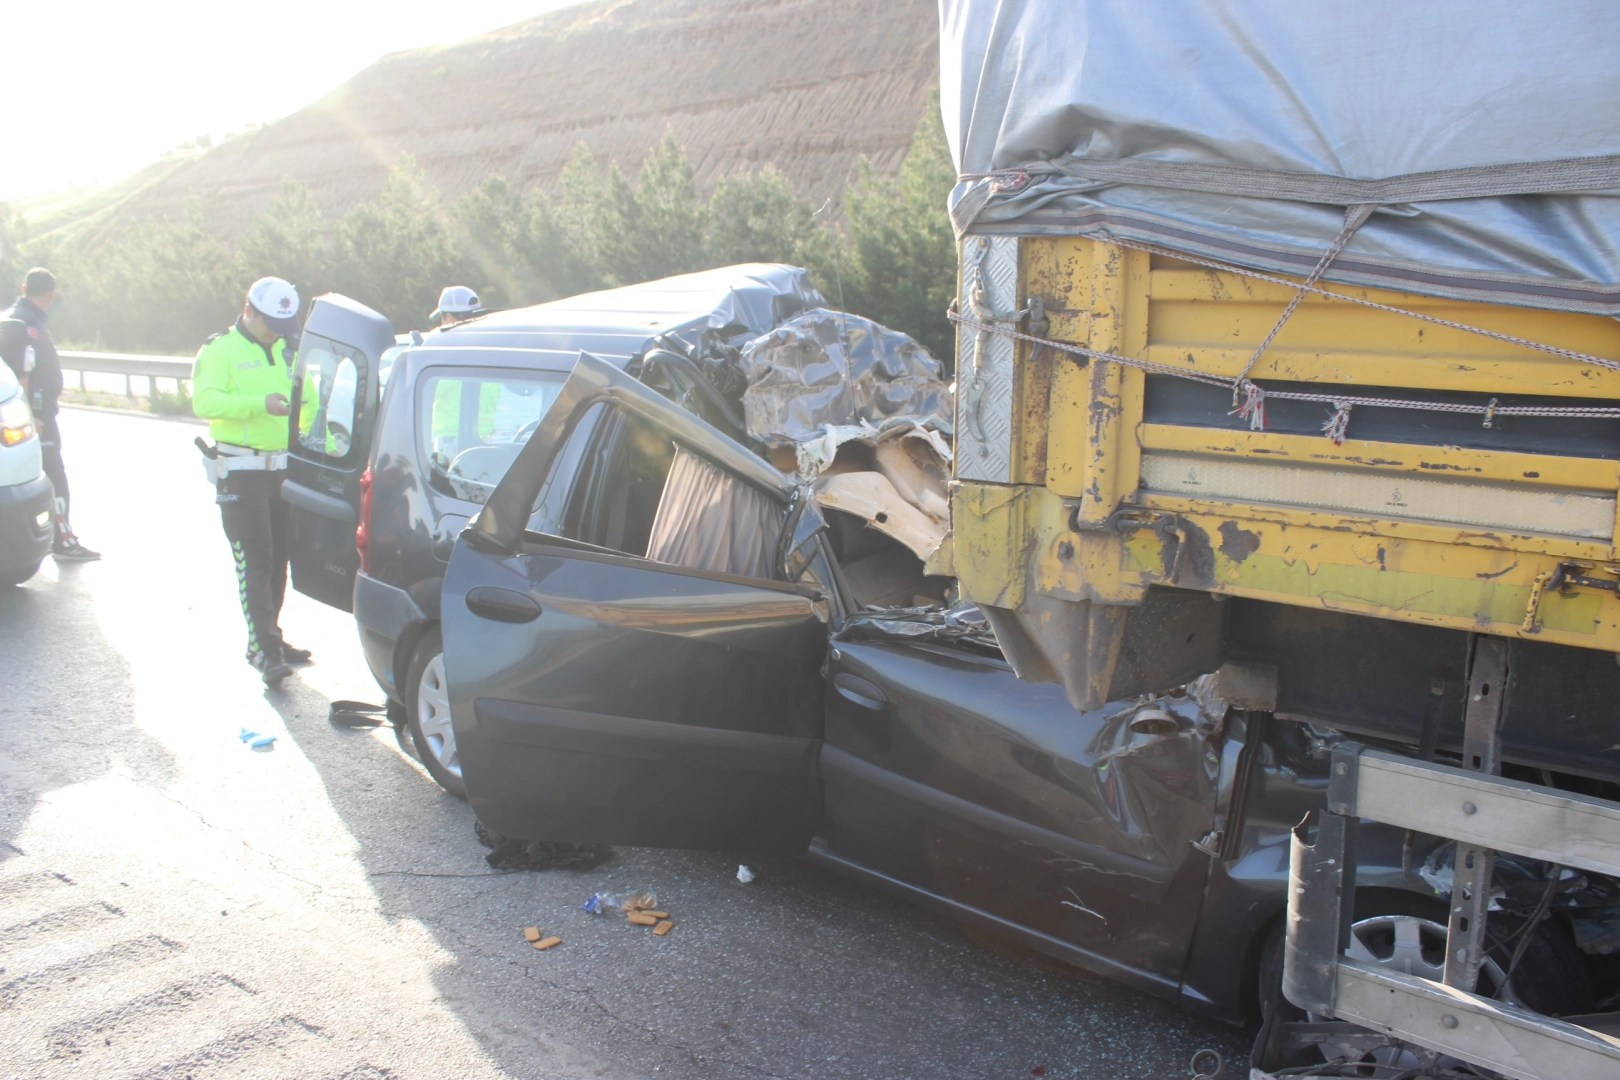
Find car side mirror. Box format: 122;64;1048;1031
778;486;829;583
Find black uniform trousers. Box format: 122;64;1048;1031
36;410;69;540
217;468;289;657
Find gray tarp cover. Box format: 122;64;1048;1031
941;0;1620;312
738;309;953;444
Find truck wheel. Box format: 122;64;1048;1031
0;560;41;586
406;628;466;799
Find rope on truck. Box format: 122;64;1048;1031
948;234;1620;445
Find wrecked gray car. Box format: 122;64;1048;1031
438;321;1618;1062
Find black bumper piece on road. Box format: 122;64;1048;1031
0;473;54;574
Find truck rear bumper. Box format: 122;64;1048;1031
1281;742;1620;1079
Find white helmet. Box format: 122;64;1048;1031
247;277;301;335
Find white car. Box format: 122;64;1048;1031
0;363;55;585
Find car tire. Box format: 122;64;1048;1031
406;628;466;799
1254;888;1595;1071
0;560;41;587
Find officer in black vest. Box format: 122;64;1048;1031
0;268;99;560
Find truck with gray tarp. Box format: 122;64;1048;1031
939;2;1620;1076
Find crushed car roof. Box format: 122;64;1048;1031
418;263;825;362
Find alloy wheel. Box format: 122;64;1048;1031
1320;913;1513;1070
415;653;461;780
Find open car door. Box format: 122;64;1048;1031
283;295;394;611
442;353;828;852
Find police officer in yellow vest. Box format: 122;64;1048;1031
192;277;311;685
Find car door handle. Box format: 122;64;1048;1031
833;673;887;710
465;587;542;623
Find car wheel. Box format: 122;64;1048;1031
406;628;466;799
0;560;41;587
1255;889;1593;1071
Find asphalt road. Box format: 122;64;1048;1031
0;407;1252;1080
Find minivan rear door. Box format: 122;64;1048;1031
443;353;827;852
283;295;395;611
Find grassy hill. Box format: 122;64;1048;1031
48;0;938;246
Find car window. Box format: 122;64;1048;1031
419;370;566;505
295;333;365;460
559;408;677;557
527;402;604;536
643;446;781;579
547;404;785;580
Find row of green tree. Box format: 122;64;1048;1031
0;98;958;366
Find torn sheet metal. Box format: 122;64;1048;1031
738;309;953;445
835;603;1001;654
815;471;946;562
794;418;953;481
809;422;953;562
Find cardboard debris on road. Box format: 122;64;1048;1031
616;893;675;934
523;926;541;942
533;935;562;950
576;892;676;935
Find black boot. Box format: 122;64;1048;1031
252;645;295;686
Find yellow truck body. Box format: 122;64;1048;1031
951;235;1620;711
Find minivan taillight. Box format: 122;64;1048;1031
356;468;374;574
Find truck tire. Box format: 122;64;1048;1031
405;628;466;799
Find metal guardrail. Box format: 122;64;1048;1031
57;351;192;397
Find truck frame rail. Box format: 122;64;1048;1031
1279;640;1620;1079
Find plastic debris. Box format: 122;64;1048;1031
523;926;541;942
653;920;674;936
237;727;276;749
621;893;657;912
533;936;562;951
582;892;619;915
737;864;756;884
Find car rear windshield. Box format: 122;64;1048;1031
419;370;566;505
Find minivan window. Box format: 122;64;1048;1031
296;333;366;459
377;345;405;393
420;371;566;505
